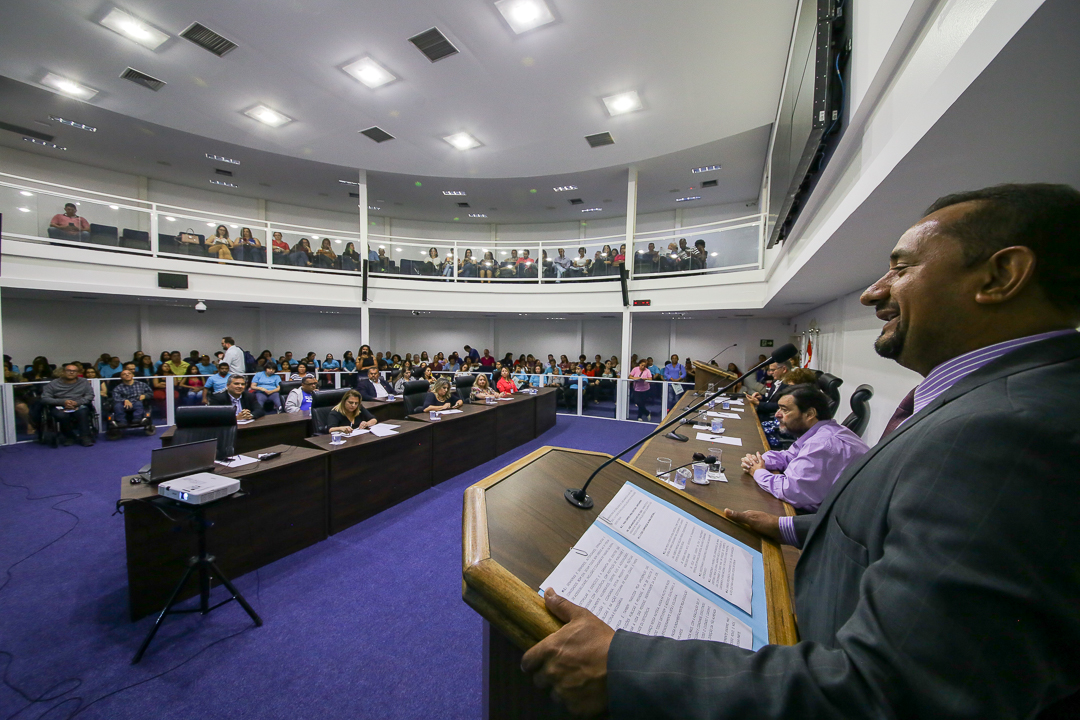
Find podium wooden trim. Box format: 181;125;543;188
462;446;797;653
692;360;738;392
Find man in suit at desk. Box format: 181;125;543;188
356;366;395;401
521;183;1080;718
210;374;265;421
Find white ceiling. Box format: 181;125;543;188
0;0;798;179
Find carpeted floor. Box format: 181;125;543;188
0;415;652;720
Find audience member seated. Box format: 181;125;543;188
251;363;283;412
235;227;265;263
49;203;91;242
551;248;572;281
748;360;792;448
271;231;289;264
99;356;123;378
314;238;337;269
469;373;500;402
479;251;496;281
107;368;153;436
206;225;235;261
195;354;217;375
740;384;870;511
419;378;463;412
290;238;314;267
517;249;538;278
690;238;708;270
357;366;395;401
151;364;180;413
393;361;413;393
459;249;478;278
327;389;378;434
42;362;95;446
497;367;519;394
289;362;315;381
341;242;361;271
210;374;265;421
497;250;519;279
179;366;204;405
285;376;319;413
202;362;233;403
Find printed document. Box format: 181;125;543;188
707;411;741;419
369;425;398;437
215;454;258;468
696;433;743;446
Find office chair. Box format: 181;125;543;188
402;380;431;414
173;405;237;461
842;384;875;437
815;372;844;419
454;375;475;403
311;389;349;434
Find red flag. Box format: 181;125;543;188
804;338;813;368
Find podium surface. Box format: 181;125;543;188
692;360;737;392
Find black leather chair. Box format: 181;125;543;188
89;223;119;247
280;380;301;400
842;384;874;438
454;375;475;403
402;380;430;415
310;388;349;434
120;228;150;251
815;371;844;419
174;405;237;460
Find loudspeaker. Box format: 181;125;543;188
158;272;188;289
620;267;629;307
362;260;369;302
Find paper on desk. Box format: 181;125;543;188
597;483;754;613
540;526;751;649
346;428;370;437
727;398;745;405
693;424;722;432
215;454;258;468
368;424;398;437
497;397;515;401
380;423;400;429
438;408;463;415
237;418;256;425
696;433;743;446
707;412;741;419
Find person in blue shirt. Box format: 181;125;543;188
201;363;232;403
529;363;546;388
341;351;357;372
512;365;530;388
663;353;687;406
251;363;283;412
99;356;123;378
646;357;662;378
195;354;217;376
285;376;318;413
322;354;341;371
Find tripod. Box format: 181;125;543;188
132;500;263;664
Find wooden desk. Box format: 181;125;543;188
363;397;406;422
120;443;328;620
691;360;737;392
408;404;498;484
306;421;433;534
160;411;313;454
494;395;537;455
534;387;558;436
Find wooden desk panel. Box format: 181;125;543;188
495;395;536;456
306;421;433;533
160;411;312;454
534;387;558;436
408;404;498;484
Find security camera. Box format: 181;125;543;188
195;300;207;313
411;310;420;316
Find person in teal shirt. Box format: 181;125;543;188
341;351;357;372
251;364;283;412
322;354;341;371
195;354;217;376
512;366;529;387
202;363;232;403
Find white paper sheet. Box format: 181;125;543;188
346;428;370;437
727;398;745;405
380;423;400;429
368;424;398;437
236;418;256;425
437;408;464;414
696;433;743;446
215;454;258;468
540;525;752;648
707;412;741;419
596;484;753;613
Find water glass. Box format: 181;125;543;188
707;383;715;397
429;410;441;421
330;431;345;445
673;467;690;490
707;448;725;482
711;418;724;433
656;457;671;482
721;400;730;410
691;462;709;485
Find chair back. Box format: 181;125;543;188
280;380;302;398
313;388;349;409
403;380;430;414
841;384;875;437
455;375;475;403
815;371;844;418
174;405;237;460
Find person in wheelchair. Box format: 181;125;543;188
107;368;154;438
41;362;96;446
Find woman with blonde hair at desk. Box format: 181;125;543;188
420;378;463;412
470;373;501;402
327;389;377;434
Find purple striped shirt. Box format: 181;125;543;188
777;328;1077;547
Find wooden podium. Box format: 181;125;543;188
462;446;797;719
692;360;738;392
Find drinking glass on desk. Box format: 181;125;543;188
429;410;441;421
707;448;725;482
656;457;671;482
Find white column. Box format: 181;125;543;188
625;166;638;276
617;307;631;422
360;305;370;348
0;292;15;445
357;169;369;266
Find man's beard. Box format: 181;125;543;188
874;316;906;359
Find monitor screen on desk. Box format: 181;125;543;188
149;439;218;483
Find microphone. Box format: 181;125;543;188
707;343;737;364
565;343;796;508
661;453;718;479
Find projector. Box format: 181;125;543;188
158;473;240;505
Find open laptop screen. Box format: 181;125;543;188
149;439;218;483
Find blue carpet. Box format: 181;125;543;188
0;416;651;720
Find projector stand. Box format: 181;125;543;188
132;502;262;664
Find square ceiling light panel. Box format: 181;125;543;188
494;0;556;34
443;132;482;151
244;104;293;128
41;73;98;100
342;56;397;89
602;90;643;116
99;8;170;50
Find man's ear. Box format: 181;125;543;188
974;246;1037;305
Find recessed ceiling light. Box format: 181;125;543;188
469;213;487;218
24;137;66;150
41;73;98;100
17;207;31;213
339;180;360;186
165;216;176;221
494;0;556;34
206;153;240;165
19;191;33;197
602;90;643;116
368;206;381;210
209;179;237;188
443;132;481;151
553;185;577;192
49;116;96;132
675;196;701;202
342;56;398;89
243;104;292;128
99;8;170;50
206;223;216;227
109;205;119;210
581;207;602;213
442;191;466;196
691;165;721;174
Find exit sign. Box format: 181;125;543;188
760;339;775;347
633;299;651;307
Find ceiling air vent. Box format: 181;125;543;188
120;67;166;91
214;168;233;177
0;121;52;142
349;192;360;198
701;179;718;188
585;131;614;148
408;28;459;62
180;22;238;57
457;202;470;208
568;198;584;205
360;126;395;143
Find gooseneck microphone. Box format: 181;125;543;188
707;343;737;364
564;343;797;509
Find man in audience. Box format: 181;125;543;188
283;351;297;371
221;337;245;377
99;356;123;378
166;350;190;378
108;368;153;434
553;248;572;280
41;362;95;446
285;376;319;413
202;362;232;403
740;384;869;511
251;363;283;412
195;354;217;376
357;365;395;400
210;374;264;421
49;202;90;242
521;183;1080;719
479;350;495;368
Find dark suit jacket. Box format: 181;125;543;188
755;380;787;417
608;332;1080;719
209;390;266;419
356;377;394;401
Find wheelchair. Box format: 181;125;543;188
104;399;156;440
38;403;101;448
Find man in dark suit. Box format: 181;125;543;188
209;374;265;421
521;183;1080;718
747;360;789;418
356;366;395;401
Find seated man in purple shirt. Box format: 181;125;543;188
740;383;869;511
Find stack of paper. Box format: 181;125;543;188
696;433;742;446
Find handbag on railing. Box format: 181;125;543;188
178;228;201;245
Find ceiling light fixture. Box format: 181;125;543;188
442;191;466;196
109;205;119;210
494;0;556;34
40;73;98;100
553;185;577;192
99;8;170;50
209;179;237;188
691;165;721;174
206;153;240;165
581;207;602;213
17;207;31;213
602;90;643;116
243;104;293;128
675;196;701;202
368;206;381;210
49;116;96;132
342;56;398;89
468;213;487;218
165;216;176;221
338;180;360;186
443;132;481;151
20;191;33;197
23;137;66;150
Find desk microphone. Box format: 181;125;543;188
565;343;797;508
707;343;737;364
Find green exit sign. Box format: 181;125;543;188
760;339;774;347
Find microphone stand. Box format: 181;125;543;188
565;344;796;508
707;343;737;364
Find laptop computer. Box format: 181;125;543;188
136;439;218;484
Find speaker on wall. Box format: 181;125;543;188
620;267;629;307
158;272;188;289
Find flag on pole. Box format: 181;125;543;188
804;338;813;368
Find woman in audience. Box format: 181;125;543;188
422;366;435;384
271;231;290;264
597;245;614;276
135;355;156;378
358;346;376;371
235;227;265;263
420;351;430;363
206;225;235;262
599;360;617;401
340;242;361;271
150;364;180;413
327;389;377;434
419;378;464;412
314;238;337;269
424;247;441;276
178;365;205;405
393;360;413;393
290;238;314;267
459;248;478;279
290;362;314;381
629;358;652;421
726;362;744;393
438;250;455;279
497;366;519;394
470;373;499;402
81;367;106;400
498;250;518;279
558;355;571;372
530;363;546;388
479;251;496;282
155;351;169;372
445;353;461;373
388;354;402;372
613;243;627;273
322;354;341;372
250;363;282;412
571;247;591;276
430;352;445;372
512;364;530;388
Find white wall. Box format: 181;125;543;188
1;297;140;365
631;317;791;371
